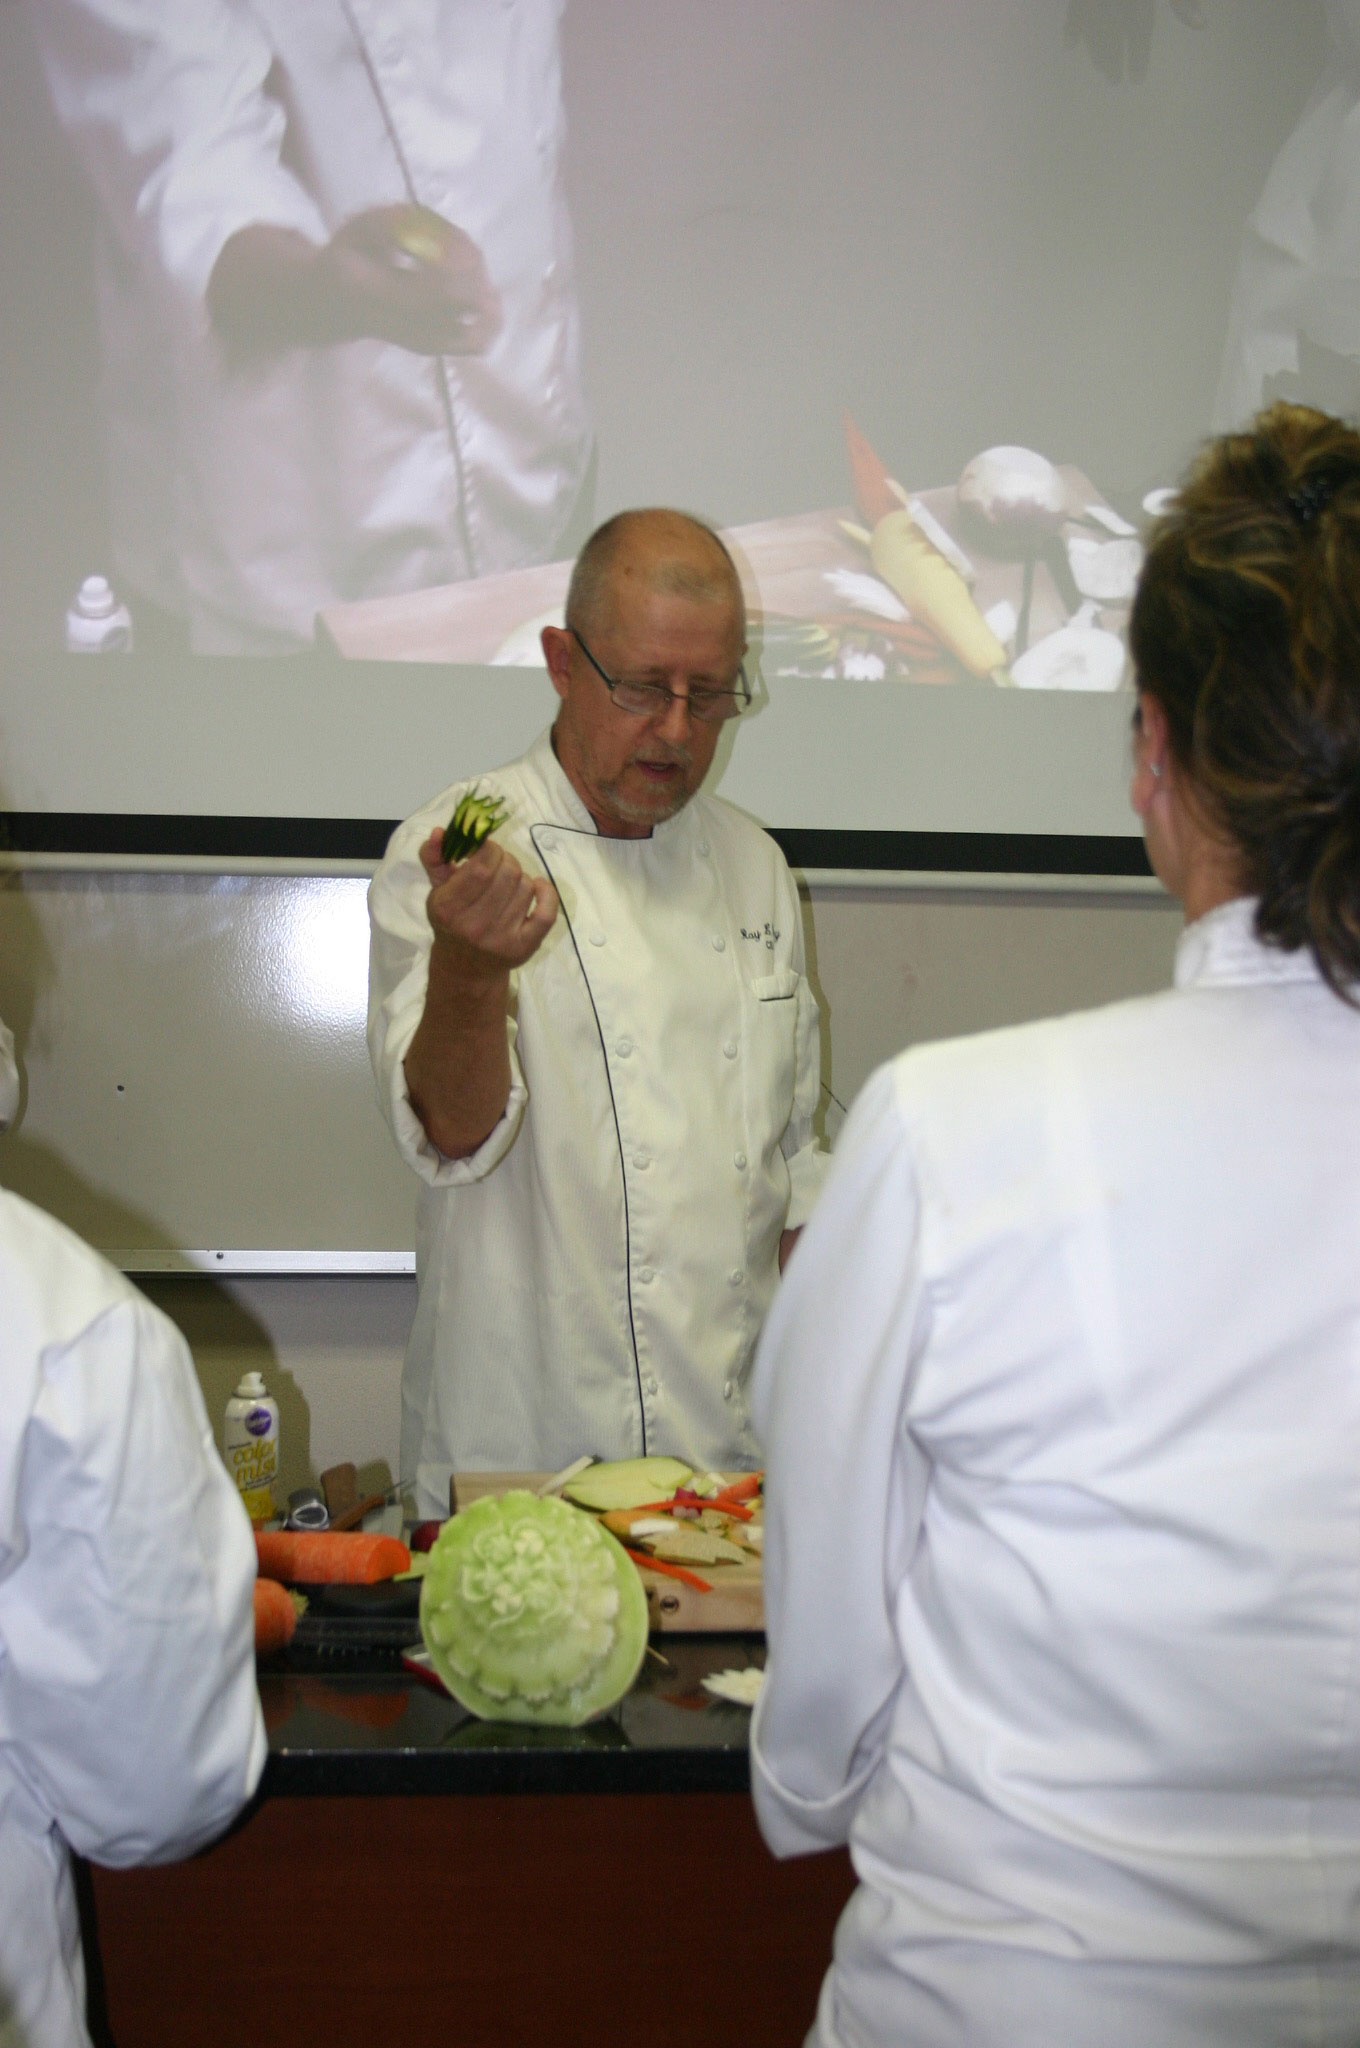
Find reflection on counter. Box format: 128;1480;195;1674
261;1634;765;1794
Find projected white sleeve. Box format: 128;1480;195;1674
24;0;326;304
750;1062;929;1856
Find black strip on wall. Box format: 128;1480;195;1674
0;813;1153;877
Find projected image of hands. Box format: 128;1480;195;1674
0;0;1346;686
9;0;591;657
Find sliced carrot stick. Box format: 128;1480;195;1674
843;412;899;528
711;1473;762;1504
253;1576;299;1657
254;1529;411;1586
672;1489;753;1521
624;1546;712;1594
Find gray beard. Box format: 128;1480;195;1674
597;768;695;829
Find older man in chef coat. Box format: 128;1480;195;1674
369;510;827;1514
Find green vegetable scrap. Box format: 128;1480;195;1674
561;1456;693;1514
440;787;509;865
419;1491;648;1725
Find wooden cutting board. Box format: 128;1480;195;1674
317;473;1114;667
449;1471;763;1635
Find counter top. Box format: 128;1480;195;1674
260;1633;764;1796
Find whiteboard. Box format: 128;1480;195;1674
0;868;417;1271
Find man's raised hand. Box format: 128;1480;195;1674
420;829;558;974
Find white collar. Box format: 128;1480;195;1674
523;724;699;846
1173;896;1323;991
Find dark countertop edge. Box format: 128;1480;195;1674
261;1750;751;1797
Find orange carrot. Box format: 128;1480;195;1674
254;1528;411;1586
253;1576;299;1657
673;1488;753;1520
624;1546;712;1593
622;1492;754;1522
843;411;898;528
711;1472;763;1505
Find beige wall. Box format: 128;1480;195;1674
113;880;1184;1499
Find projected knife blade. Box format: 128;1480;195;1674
842;413;1014;685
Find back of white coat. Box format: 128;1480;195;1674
753;901;1360;2047
0;1191;265;2048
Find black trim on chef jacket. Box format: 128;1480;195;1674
529;821;649;1455
335;0;480;578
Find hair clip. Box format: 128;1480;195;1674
1286;475;1339;527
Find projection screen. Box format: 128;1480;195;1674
0;0;1348;869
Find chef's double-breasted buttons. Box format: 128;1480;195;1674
734;1152;747;1170
728;1268;743;1287
639;1266;655;1285
589;929;606;947
711;934;726;952
723;1039;738;1059
633;1153;651;1171
723;1379;735;1402
615;1038;633;1058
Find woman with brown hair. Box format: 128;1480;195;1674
750;405;1360;2046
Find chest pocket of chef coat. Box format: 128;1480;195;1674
746;965;800;1139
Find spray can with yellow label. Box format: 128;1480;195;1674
224;1371;279;1526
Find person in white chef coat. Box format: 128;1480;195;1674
369;509;826;1516
1215;0;1360;425
24;0;591;653
751;403;1360;2048
0;1190;265;2048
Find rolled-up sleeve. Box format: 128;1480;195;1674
25;0;327;305
367;813;528;1188
751;1063;930;1856
0;1294;264;1866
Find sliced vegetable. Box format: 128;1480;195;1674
634;1525;748;1567
712;1472;763;1503
869;510;1009;680
255;1529;411;1586
253;1577;301;1657
672;1487;753;1521
561;1456;693;1514
420;1491;648;1726
623;1547;712;1593
440;786;509;865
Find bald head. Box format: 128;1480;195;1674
564;508;744;642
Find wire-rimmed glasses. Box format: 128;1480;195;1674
572;629;750;723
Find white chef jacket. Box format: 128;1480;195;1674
368;727;827;1514
0;1190;265;2048
26;0;590;653
752;897;1360;2048
1216;1;1360;425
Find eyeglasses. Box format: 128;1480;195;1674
572;629;750;723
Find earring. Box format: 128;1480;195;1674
1150;760;1163;779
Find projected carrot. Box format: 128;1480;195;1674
843;413;1011;684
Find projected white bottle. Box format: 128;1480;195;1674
65;575;133;653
